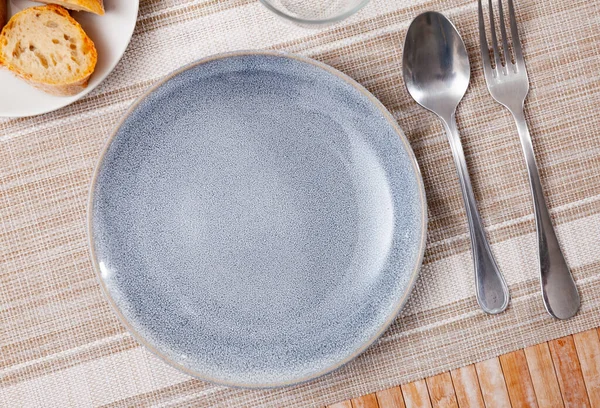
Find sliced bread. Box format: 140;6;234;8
0;5;98;96
35;0;105;16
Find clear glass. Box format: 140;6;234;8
260;0;370;26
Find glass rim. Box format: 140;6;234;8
259;0;370;25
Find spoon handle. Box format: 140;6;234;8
441;113;510;314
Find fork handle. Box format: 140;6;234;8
511;107;580;319
441;112;510;314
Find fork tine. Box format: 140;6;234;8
497;0;512;68
487;0;503;71
507;0;524;65
477;0;494;77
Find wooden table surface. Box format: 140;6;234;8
327;328;600;408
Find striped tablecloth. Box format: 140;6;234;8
2;0;600;406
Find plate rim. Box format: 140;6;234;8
0;0;140;118
87;50;428;389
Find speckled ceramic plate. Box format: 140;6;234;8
89;51;427;388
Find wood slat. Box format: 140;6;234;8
500;350;539;408
475;357;512;408
524;342;564;408
450;365;485;408
573;329;600;406
376;386;406;408
352;393;379;408
549;336;591;408
401;379;432;408
329;401;353;408
329;328;600;408
425;372;458;408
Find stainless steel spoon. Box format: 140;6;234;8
403;11;509;314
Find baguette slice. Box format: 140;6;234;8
0;5;98;96
35;0;104;16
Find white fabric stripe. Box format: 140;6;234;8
0;347;190;407
426;193;600;250
0;333;130;378
403;211;600;316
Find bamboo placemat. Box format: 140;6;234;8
2;0;600;406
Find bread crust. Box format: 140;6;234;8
36;0;104;16
0;0;7;31
0;5;98;96
27;75;91;97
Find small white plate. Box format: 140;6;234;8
0;0;138;118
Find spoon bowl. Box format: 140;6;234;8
403;12;470;118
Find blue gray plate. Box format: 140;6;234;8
89;51;427;388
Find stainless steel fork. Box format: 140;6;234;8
477;0;580;319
